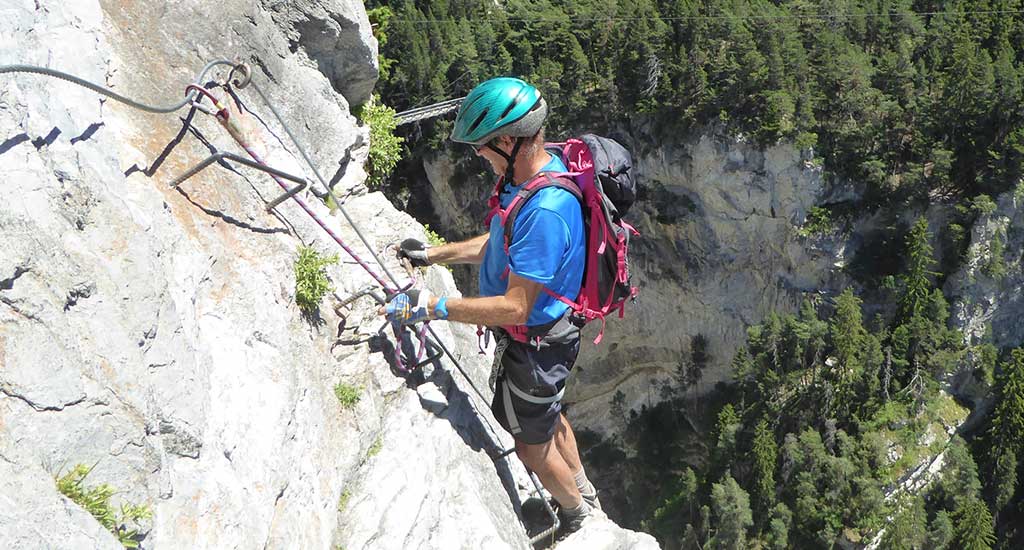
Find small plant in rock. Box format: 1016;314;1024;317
294;246;339;315
423;224;447;247
337;489;352;513
355;95;404;189
984;230;1008;280
56;464;152;548
368;436;383;458
798;206;833;237
334;382;362;409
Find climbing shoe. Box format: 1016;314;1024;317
557;500;592;538
581;489;602;511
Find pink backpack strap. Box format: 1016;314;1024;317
499;173;583;253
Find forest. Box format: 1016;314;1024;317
364;1;1024;548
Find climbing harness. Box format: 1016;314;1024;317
0;59;559;543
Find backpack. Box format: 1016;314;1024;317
485;134;640;345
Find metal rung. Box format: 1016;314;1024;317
411;351;444;370
264;180;306;211
170;151;310;210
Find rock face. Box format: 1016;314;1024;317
946;188;1024;350
425;132;844;436
0;1;652;549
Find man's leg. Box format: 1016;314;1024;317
553;413;583;473
515;437;581;508
553;413;600;508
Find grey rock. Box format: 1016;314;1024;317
417;380;450;414
263;0;379;107
946;188;1024;350
558;510;661;550
0;452;123;550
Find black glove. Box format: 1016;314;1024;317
397;238;431;267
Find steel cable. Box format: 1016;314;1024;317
0;60;236;113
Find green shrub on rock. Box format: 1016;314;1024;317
294;246;338;315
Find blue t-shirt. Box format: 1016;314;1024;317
479;154;585;326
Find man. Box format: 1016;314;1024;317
382;77;599;532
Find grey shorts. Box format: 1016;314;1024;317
490;336;580;445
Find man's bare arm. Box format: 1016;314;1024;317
430;272;543;326
427;233;490;265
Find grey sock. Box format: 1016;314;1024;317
562;499;592;518
574;468;596;497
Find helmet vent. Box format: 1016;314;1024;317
500;97;520;119
467;111;488;134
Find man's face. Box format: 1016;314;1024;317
475;136;514;175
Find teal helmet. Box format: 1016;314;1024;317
450;77;548;146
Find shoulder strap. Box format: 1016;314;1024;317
501;173;583;248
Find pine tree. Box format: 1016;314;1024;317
952;498;996;550
829;288;867;419
712;404;741;480
750;418;778;518
990;349;1024;458
766;502;791;550
899;217;936;322
882;495;927;550
709;474;753;550
926;509;954;550
989;448;1017;514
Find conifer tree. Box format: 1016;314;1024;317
926;510;954;550
829;288;867;419
882;495;927;550
750;418;778;518
990;349;1024;456
766;502;791;550
899;217;936;322
989;448;1017;514
952;497;996;550
709;474;753;550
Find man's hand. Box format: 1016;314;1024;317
381;289;434;325
396;238;431;267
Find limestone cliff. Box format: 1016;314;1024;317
0;1;654;548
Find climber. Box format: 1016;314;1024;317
382;77;600;534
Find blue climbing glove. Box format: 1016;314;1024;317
384;289;434;326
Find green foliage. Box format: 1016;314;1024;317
294;246;338;315
926;510;955;550
750;419;777;516
983;229;1007;280
765;503;791;550
368;436;383;458
952;498;996;550
356;95;404;189
56;464;152;547
798;206;834;237
372;0;1024;203
970;194;998;216
366;7;395;80
990;349;1024;459
882;495;927;550
899;218;937;322
423;224;446;247
333;382;362;409
709;475;753;550
989;448;1017;513
337;489;352;512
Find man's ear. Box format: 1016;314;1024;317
494;135;514;151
